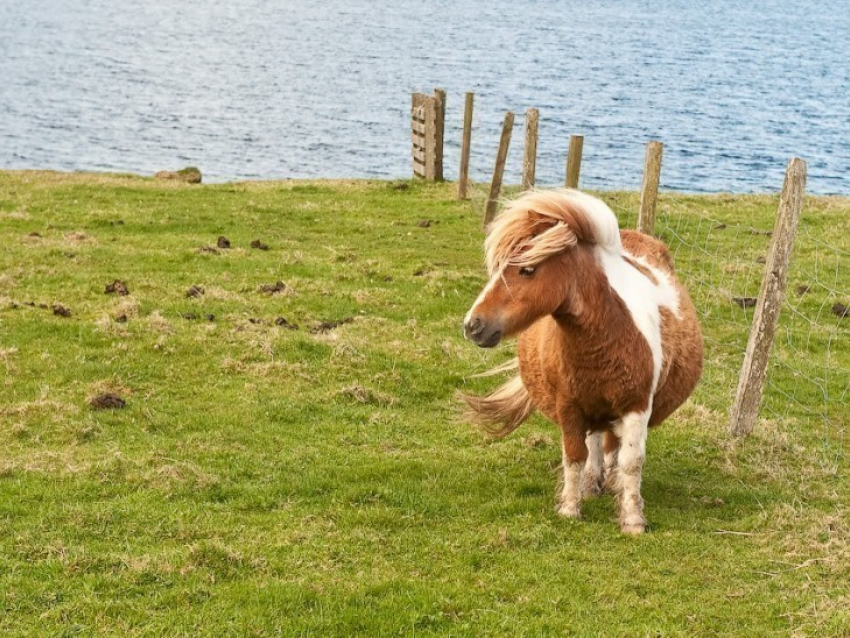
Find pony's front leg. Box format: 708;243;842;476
557;430;587;519
614;411;649;534
581;431;604;498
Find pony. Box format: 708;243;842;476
460;189;703;534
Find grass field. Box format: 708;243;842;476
1;171;848;635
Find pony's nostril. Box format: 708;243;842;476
465;316;484;336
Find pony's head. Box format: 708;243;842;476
463;189;622;348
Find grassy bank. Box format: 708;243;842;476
0;171;848;635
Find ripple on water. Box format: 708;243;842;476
0;0;848;192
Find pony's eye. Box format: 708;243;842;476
519;266;536;278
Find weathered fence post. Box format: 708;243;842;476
411;91;444;181
637;141;664;234
457;92;474;200
565;134;584;189
433;88;446;181
411;93;428;178
484;111;515;228
728;158;807;437
522;108;539;190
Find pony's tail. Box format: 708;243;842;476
457;361;534;438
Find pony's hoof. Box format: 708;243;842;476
557;502;581;519
620;522;646;535
581;472;604;498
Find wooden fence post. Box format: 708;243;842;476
565;134;584;189
433;88;446;181
637;141;663;234
457;92;474;200
522;108;539;190
728;158;807;437
411;93;427;179
484;111;515;228
411;92;443;181
423;97;438;180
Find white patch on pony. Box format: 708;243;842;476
615;409;650;534
594;244;684;395
623;251;682;319
594;247;666;391
464;268;504;326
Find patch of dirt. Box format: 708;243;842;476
417;220;432;228
732;297;757;308
274;317;298;330
52;304;71;317
28;231;42;237
310;317;354;334
391;182;409;190
105;280;129;296
796;284;811;296
217;236;231;249
259;281;287;294
832;303;849;318
713;223;727;230
115;314;128;323
186;285;205;298
250;239;269;250
198;246;219;255
89;393;126;410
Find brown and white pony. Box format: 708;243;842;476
460;189;703;534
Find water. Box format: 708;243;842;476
1;0;848;193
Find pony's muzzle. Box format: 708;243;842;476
464;315;503;348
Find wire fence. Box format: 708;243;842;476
606;192;849;463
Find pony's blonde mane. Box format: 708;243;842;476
484;189;623;275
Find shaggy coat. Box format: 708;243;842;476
461;189;703;533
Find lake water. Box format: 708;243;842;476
1;0;848;193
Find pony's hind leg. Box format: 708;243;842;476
613;411;649;534
557;430;587;519
602;431;621;494
581;431;604;498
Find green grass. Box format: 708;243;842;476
0;171;847;636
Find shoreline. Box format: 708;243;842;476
3;168;848;200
